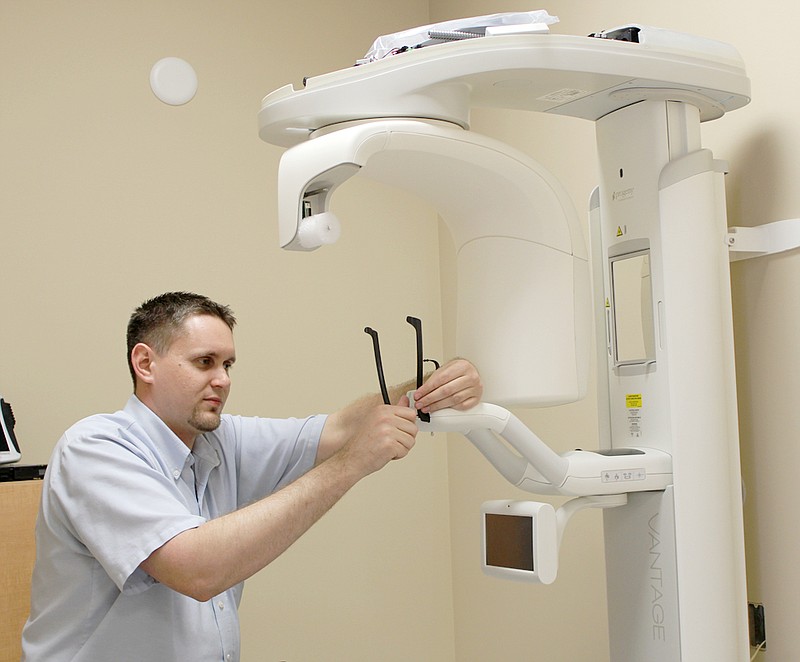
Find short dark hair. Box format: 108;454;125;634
126;292;237;387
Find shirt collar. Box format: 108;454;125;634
123;395;221;482
124;394;191;474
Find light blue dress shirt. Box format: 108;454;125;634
21;395;324;662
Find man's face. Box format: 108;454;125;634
147;314;236;446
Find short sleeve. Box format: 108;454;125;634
47;429;205;592
223;414;325;506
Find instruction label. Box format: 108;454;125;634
626;393;642;438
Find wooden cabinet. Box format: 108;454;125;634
0;479;42;662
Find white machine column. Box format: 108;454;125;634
593;100;748;661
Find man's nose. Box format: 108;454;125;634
211;368;231;388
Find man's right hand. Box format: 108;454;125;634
333;396;418;478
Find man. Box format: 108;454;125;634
21;292;481;661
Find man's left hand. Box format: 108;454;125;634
410;358;482;414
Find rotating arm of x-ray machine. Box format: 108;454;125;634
276;118;672;499
278;118;590;409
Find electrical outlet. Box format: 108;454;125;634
748;602;766;650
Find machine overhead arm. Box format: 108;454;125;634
277;119;591;408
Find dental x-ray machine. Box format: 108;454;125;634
259;17;753;661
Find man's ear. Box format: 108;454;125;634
131;343;157;385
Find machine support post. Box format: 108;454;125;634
594;100;748;661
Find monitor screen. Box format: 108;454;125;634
484;513;534;571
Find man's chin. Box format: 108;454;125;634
190;412;222;434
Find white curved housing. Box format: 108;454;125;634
278;119;590;407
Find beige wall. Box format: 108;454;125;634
4;0;798;660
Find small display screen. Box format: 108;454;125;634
0;401;12;452
485;513;534;571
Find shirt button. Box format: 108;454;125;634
225;653;232;661
217;601;225;610
173;469;181;479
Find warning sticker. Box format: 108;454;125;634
626;393;642;438
626;393;642;408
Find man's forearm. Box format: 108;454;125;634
140;452;362;602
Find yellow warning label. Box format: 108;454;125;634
616;226;624;237
626;393;643;409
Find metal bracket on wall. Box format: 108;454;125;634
728;218;800;261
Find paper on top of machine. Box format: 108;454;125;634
358;10;559;64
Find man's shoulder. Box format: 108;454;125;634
57;398;166;458
64;409;136;438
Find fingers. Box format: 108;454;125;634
374;405;417;465
412;358;483;413
387;404;419;449
352;404;418;470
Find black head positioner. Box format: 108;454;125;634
363;316;439;422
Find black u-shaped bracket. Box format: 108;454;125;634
364;316;437;421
